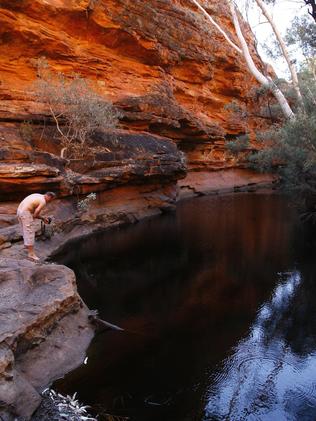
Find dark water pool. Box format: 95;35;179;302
55;193;316;421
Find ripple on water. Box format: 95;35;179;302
293;382;316;408
204;346;316;421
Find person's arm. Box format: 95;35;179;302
33;203;46;220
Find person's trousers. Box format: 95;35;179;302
17;210;34;246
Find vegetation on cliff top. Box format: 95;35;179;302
251;70;316;218
249;0;316;217
194;0;315;215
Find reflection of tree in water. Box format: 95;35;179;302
56;194;315;421
204;271;316;421
283;271;316;357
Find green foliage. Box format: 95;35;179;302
250;72;316;213
286;15;316;58
224;100;250;129
260;1;315;73
262;37;283;61
224;100;248;118
227;135;250;154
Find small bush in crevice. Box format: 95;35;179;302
226;134;250;154
77;193;97;213
33;58;120;159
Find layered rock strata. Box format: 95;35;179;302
0;0;271;170
0;0;276;418
0;127;186;201
0;128;186;419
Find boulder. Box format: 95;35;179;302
0;258;94;419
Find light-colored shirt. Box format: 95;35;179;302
17;193;46;215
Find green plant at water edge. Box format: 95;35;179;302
38;389;97;420
77;193;97;212
250;71;316;219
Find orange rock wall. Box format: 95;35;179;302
0;0;269;172
0;4;276;418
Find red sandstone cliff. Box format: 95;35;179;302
0;3;276;418
0;0;272;190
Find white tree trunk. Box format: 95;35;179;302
254;0;302;102
190;0;242;54
229;1;295;119
189;0;295;120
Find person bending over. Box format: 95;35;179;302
17;192;56;261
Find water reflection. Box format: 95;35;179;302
55;194;316;421
204;271;316;421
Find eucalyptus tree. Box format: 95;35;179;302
306;0;316;21
263;0;315;22
190;0;295;119
262;0;315;68
189;0;316;213
252;0;302;102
